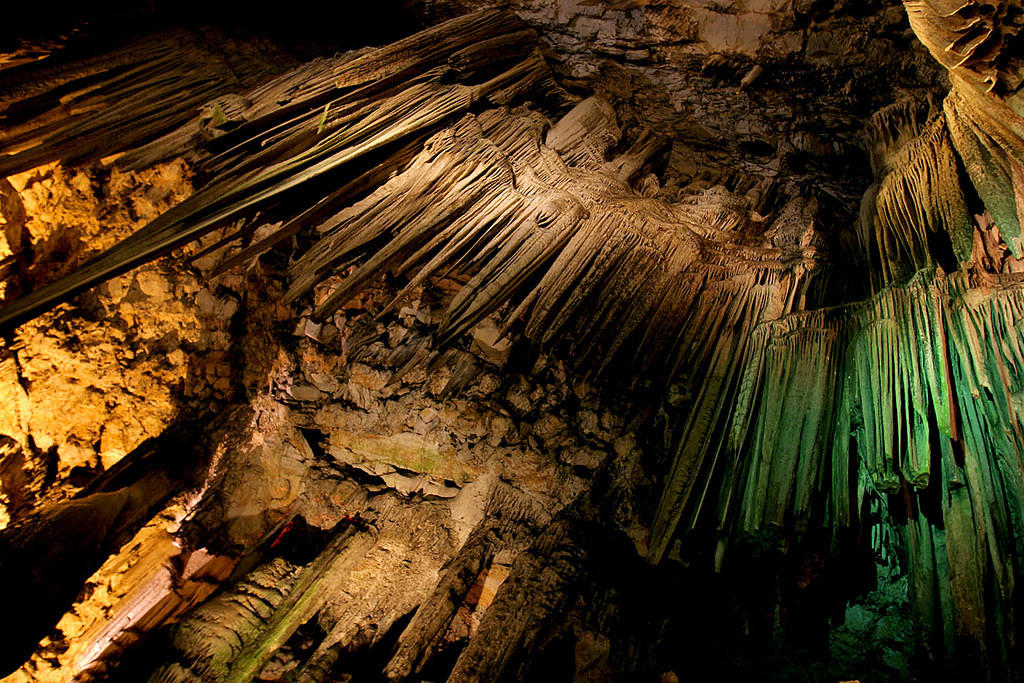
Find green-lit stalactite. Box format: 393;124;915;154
650;269;1024;675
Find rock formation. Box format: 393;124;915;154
1;1;1023;681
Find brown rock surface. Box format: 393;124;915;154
0;159;247;524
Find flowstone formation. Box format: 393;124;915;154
1;1;1024;681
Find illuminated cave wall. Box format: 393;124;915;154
0;1;1023;682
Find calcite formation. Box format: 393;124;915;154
1;1;1024;682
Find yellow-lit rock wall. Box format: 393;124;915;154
0;160;240;527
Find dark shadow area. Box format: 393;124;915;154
2;0;425;59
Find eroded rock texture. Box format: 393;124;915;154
1;2;1024;682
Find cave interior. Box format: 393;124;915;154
2;0;1024;681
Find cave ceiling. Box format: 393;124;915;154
1;1;1024;682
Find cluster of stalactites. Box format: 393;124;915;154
859;1;1024;284
648;261;1024;671
697;6;1024;669
831;271;1024;673
280;99;820;386
0;10;561;332
904;0;1024;102
859;2;1024;281
650;12;1024;670
944;77;1024;257
0;12;827;573
858;98;972;286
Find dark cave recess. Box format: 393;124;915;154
1;0;425;57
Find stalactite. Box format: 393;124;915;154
903;0;1023;100
0;10;562;332
0;29;285;178
667;269;1024;677
150;557;306;683
944;81;1024;257
859;100;972;285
